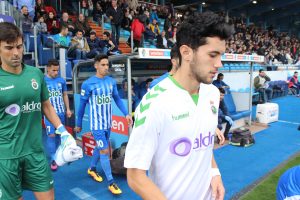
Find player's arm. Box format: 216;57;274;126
74;83;89;132
211;154;225;200
127;168;167;200
112;80;133;125
42;100;63;128
63;91;72;118
62;80;72;118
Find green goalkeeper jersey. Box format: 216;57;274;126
0;65;49;159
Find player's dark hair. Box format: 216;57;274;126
47;59;59;67
0;22;23;66
176;11;234;66
0;22;23;44
217;73;224;79
170;45;179;59
94;54;109;63
103;31;111;37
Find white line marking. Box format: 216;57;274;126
277;120;300;125
70;187;97;200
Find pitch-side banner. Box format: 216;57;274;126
138;48;264;63
221;53;264;62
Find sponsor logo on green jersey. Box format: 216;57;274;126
21;101;42;113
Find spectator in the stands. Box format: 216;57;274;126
106;0;124;45
74;13;92;37
149;19;160;37
288;71;300;95
149;6;159;24
131;16;145;51
87;30;103;58
14;0;35;19
218;88;233;140
164;13;172;32
213;73;230;90
35;15;47;34
100;31;120;55
46;11;60;34
138;78;153;99
50;25;71;58
144;23;156;45
80;0;89;17
51;25;71;48
69;29;90;59
121;9;132;32
118;79;140;111
167;27;176;48
34;0;46;22
140;10;150;26
20;5;33;52
60;12;75;36
93;1;104;26
254;69;273;103
156;30;168;49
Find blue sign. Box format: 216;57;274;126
0;14;15;23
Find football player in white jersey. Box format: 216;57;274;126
125;11;234;200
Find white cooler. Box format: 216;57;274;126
256;103;279;124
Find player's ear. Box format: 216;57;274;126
179;45;193;63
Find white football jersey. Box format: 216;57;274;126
125;76;220;200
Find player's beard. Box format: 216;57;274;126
190;59;211;84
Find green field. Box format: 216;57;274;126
240;154;300;200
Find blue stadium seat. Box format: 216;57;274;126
223;92;251;120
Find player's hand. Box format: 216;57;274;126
215;128;225;145
74;127;82;133
66;109;72;118
211;175;225;200
125;115;133;126
56;125;76;147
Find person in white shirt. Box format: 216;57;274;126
124;11;234;200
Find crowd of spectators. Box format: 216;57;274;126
11;0;300;65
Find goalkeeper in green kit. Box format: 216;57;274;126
0;22;82;200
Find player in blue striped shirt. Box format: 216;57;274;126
44;59;72;171
75;54;132;195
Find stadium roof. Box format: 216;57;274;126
172;0;300;34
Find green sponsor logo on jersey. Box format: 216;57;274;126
21;101;42;113
49;89;62;97
172;112;189;121
96;94;111;105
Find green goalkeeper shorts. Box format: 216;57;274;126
0;152;53;200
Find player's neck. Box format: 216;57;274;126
1;63;22;74
173;68;200;95
96;73;105;79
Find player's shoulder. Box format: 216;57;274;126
24;65;43;75
138;78;171;108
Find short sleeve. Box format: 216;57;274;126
124;99;162;170
80;81;90;101
41;72;49;102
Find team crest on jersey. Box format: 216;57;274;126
31;79;38;90
210;100;217;114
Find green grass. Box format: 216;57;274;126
240;154;300;200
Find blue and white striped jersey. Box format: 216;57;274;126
80;76;122;130
44;76;67;114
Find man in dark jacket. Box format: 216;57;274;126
218;88;233;139
106;0;123;45
87;31;103;58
